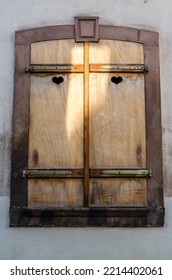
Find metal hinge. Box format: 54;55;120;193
26;64;74;72
100;64;149;73
22;169;73;178
101;169;152;178
25;64;85;73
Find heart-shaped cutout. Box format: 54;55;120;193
52;76;64;85
111;76;123;85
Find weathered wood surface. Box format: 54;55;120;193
89;73;146;168
28;40;84;207
31;39;84;64
28;73;84;206
89;40;146;206
10;207;152;227
28;39;147;208
28;74;84;168
89;40;143;64
144;44;163;210
28;179;83;207
89;178;147;206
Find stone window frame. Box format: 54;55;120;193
10;19;164;226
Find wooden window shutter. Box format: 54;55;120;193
10;19;164;226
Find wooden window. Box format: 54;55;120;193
10;20;164;226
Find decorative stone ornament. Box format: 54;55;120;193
75;16;99;42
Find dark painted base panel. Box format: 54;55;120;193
10;207;165;227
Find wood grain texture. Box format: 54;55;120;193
28;74;84;169
28;40;84;208
89;40;144;64
28;179;83;207
89;178;147;206
89;39;146;208
31;39;84;64
28;73;84;207
89;73;146;168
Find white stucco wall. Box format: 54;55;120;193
0;0;172;259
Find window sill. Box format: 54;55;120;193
10;206;164;227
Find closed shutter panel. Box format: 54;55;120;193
10;22;164;226
89;40;147;206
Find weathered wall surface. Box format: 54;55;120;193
0;0;172;259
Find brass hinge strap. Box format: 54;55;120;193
102;169;151;177
90;168;152;178
26;64;84;73
90;64;149;73
26;64;149;73
22;169;83;178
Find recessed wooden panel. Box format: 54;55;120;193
28;179;83;207
89;40;144;64
31;39;84;64
28;74;84;168
89;178;147;206
89;72;146;168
